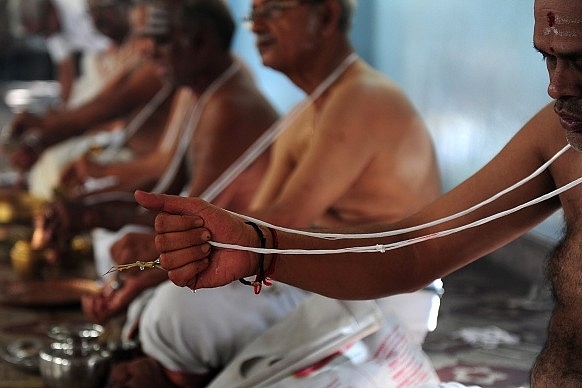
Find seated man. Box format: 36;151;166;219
8;0;170;188
105;0;442;387
136;0;582;385
31;0;278;300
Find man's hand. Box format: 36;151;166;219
59;154;105;197
9;111;44;138
82;270;166;324
9;144;40;171
134;190;259;291
111;232;157;266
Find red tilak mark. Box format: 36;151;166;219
547;12;556;27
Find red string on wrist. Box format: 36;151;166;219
263;227;278;287
238;223;279;294
239;221;266;294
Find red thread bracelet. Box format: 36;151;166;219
264;227;278;286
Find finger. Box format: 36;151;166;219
155;222;209;255
135;190;211;216
158;243;211;270
166;258;210;288
155;213;206;233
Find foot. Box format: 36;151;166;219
106;356;215;388
107;357;177;388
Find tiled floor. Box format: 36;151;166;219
423;236;554;388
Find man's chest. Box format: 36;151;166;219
547;226;582;305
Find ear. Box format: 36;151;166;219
318;0;342;37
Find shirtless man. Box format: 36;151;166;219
32;0;278;251
136;0;582;385
108;0;441;386
70;0;278;329
8;0;168;175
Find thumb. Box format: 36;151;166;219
134;190;207;216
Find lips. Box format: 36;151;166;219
558;113;582;133
255;34;276;51
554;101;582;132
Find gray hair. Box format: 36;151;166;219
174;0;235;50
312;0;357;32
338;0;357;32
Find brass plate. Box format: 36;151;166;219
0;278;100;307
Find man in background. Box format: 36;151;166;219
110;0;442;386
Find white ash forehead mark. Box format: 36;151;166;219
545;13;582;37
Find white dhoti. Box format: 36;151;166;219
133;279;441;377
27;129;130;201
137;281;310;374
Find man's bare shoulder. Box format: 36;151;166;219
197;74;279;140
317;63;427;144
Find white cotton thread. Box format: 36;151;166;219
224;143;572;240
81;62;239;206
199;53;359;203
208;143;579;255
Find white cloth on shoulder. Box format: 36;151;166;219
27;128;130;201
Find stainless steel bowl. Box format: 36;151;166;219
39;341;111;388
47;323;104;343
39;323;111;388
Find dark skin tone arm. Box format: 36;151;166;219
134;103;564;299
10;60;163;150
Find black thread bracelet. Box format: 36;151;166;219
239;221;266;294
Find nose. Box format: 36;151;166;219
248;15;268;33
547;60;579;100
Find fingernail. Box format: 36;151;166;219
194;217;204;227
201;243;210;253
202;231;211;241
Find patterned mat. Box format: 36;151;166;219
424;258;552;388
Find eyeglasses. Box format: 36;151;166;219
243;0;317;27
134;5;171;46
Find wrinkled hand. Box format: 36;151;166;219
134;190;258;291
9;144;40;171
59;154;103;197
82;275;132;324
82;270;166;324
111;232;157;266
9;111;44;138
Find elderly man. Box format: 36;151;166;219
113;0;443;386
138;0;582;386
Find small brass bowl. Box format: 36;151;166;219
0;190;44;224
10;239;47;280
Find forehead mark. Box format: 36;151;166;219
544;13;582;37
547;12;556;27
